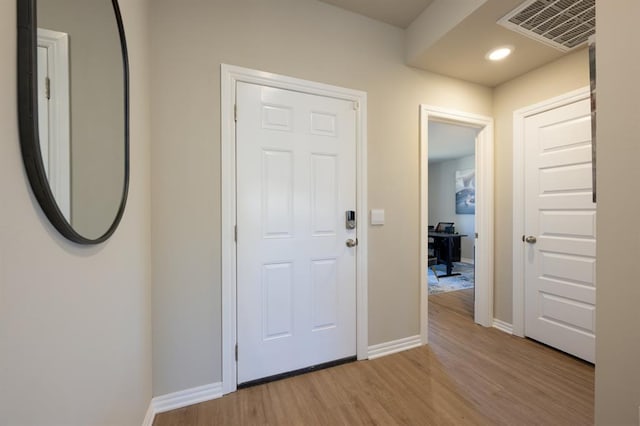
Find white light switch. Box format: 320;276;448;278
370;209;385;226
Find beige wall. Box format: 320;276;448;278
150;0;492;395
0;0;151;424
492;49;590;322
595;1;640;424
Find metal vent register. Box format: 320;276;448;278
498;0;595;52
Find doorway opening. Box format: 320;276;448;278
419;105;494;343
427;121;478;311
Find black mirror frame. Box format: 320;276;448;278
17;0;130;244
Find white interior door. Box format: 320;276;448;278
236;81;357;384
524;97;595;363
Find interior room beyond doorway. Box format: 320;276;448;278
427;121;478;306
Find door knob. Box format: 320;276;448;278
346;238;358;248
525;236;537;244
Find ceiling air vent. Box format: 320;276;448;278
498;0;595;52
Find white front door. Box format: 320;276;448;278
524;97;595;363
236;81;357;384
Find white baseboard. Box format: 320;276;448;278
461;258;475;265
143;382;223;426
492;319;513;335
368;335;422;360
141;403;155;426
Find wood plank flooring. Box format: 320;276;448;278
154;289;594;425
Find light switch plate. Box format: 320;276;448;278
370;209;385;226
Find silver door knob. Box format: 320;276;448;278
525;236;537;244
346;238;358;248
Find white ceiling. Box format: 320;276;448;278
428;122;478;163
318;0;434;28
318;0;586;87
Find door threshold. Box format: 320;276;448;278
238;356;356;389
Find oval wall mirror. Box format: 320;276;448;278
17;0;129;244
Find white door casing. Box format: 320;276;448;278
221;65;368;394
236;82;357;384
419;105;494;341
513;87;595;363
37;28;70;221
37;45;51;175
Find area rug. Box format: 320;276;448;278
428;262;475;295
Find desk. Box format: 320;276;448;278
428;232;467;278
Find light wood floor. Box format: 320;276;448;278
154;289;594;425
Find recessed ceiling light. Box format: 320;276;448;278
486;46;514;61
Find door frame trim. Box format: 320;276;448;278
221;64;368;394
37;28;71;221
419;105;494;340
511;86;590;337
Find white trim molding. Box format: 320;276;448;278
37;28;70;221
141;403;155;426
492;319;513;335
143;382;224;425
511;87;590;337
368;335;422;360
419;105;495;344
221;64;368;395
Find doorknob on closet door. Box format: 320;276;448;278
525;236;537;244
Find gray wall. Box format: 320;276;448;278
150;0;493;396
39;0;125;239
428;155;475;261
0;0;152;424
595;1;640;423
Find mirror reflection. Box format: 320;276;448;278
37;0;126;240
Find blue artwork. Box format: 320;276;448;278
455;169;475;215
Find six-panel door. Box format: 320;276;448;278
236;82;357;384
